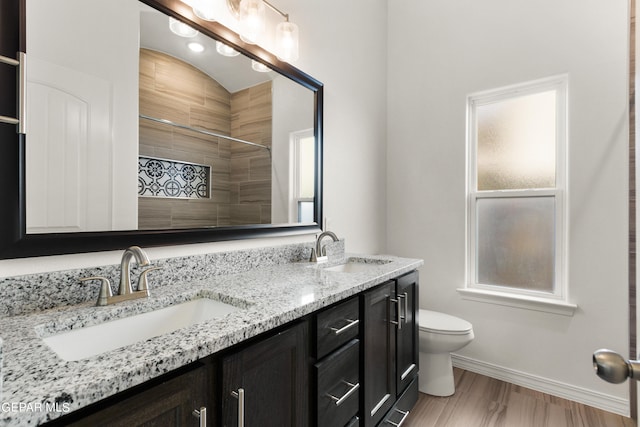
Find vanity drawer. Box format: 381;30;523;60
345;415;360;427
315;339;360;427
316;297;359;359
379;377;418;427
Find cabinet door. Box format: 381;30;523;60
361;281;396;427
59;362;211;427
221;321;309;427
396;271;419;395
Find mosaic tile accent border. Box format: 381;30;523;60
138;156;210;199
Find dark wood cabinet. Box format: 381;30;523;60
221;321;309;427
313;297;361;427
396;271;419;395
361;281;397;427
48;361;212;427
361;272;419;427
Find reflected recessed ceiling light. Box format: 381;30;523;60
188;42;205;53
216;41;240;57
251;60;270;73
169;17;198;38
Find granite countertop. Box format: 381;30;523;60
0;254;423;426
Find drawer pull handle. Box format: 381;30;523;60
386;409;410;426
191;406;207;427
326;380;360;406
231;388;245;427
329;318;359;335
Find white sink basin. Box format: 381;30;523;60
323;258;391;273
42;298;241;361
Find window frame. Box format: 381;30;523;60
289;128;315;223
464;75;572;311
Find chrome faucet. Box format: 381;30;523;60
81;246;161;306
310;231;339;263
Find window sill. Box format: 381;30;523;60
456;288;577;316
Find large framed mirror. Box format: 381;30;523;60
0;0;323;259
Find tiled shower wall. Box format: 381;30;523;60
230;82;273;225
138;48;272;228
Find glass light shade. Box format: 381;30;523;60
216;41;240;57
239;0;265;44
275;21;299;62
251;59;270;72
192;0;216;21
169;17;199;38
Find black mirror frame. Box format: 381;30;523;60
0;0;323;259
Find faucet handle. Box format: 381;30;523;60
80;276;113;306
137;266;163;295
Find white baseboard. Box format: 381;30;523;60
451;354;629;417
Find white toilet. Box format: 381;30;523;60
418;309;474;396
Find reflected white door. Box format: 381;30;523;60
26;57;113;233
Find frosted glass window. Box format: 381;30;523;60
298;201;314;223
298;136;315;199
467;75;567;301
477;90;557;191
476;197;555;292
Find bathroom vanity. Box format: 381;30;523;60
0;0;422;424
0;246;423;426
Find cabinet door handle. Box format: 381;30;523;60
326;380;360;406
329;318;359;335
386;409;410;426
389;297;402;330
400;363;416;381
398;292;408;324
231;388;245;427
192;406;207;427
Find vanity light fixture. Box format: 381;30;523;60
238;0;266;44
251;59;271;72
169;17;199;38
216;40;240;57
192;0;217;21
188;42;205;53
275;20;299;62
228;0;300;62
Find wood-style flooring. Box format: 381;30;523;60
403;368;635;427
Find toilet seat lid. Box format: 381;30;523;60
419;309;473;335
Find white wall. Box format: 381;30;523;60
290;0;389;250
387;0;630;413
271;76;314;224
0;0;389;276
